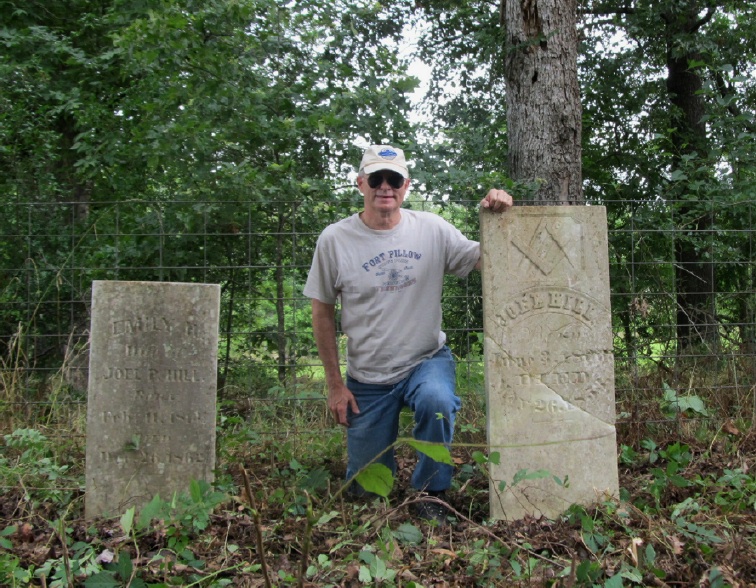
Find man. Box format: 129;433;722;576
304;145;512;523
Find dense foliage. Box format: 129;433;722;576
1;0;755;585
1;0;418;380
2;0;754;371
413;0;756;357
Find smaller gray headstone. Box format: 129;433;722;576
85;281;220;519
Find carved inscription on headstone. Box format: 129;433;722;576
481;207;619;520
85;281;220;519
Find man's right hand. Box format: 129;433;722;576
328;383;360;427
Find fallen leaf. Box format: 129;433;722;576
400;569;419;581
668;535;685;555
96;549;115;564
723;420;740;435
431;548;457;559
345;563;360;580
17;523;34;543
626;537;643;566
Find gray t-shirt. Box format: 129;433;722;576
304;209;480;384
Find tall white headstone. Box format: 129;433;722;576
85;281;220;519
481;206;619;520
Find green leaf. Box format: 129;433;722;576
0;525;16;549
393;523;423;545
604;573;624;588
575;560;591;581
675;518;723;544
512;468;554;486
403;438;453;465
115;553;133;582
366;554;394;581
509;559;522;576
315;511;340;526
120;506;135;536
677;395;708;416
299;467;330;492
473;450;501;465
189;479;202;503
620;565;644;582
355;463;394;497
660;383;708;417
83;572;120;588
669;474;691;488
471;450;487;464
137;494;165;530
644;543;657;566
358;565;372;582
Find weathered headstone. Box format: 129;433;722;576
481;206;619;520
85;281;220;519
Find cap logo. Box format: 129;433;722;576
377;148;398;160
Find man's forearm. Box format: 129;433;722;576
311;299;344;389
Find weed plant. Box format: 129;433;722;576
1;337;755;586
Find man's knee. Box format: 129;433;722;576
412;385;460;420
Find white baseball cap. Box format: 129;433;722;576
359;145;409;178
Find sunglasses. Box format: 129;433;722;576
367;171;405;189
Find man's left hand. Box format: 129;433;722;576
480;189;513;213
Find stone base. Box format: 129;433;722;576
489;434;619;520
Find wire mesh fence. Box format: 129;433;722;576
1;195;755;450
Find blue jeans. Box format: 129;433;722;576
345;346;461;493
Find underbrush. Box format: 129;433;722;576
1;352;755;586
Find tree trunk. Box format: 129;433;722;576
502;0;582;203
664;5;719;352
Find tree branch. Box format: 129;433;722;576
691;7;716;32
714;72;756;133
